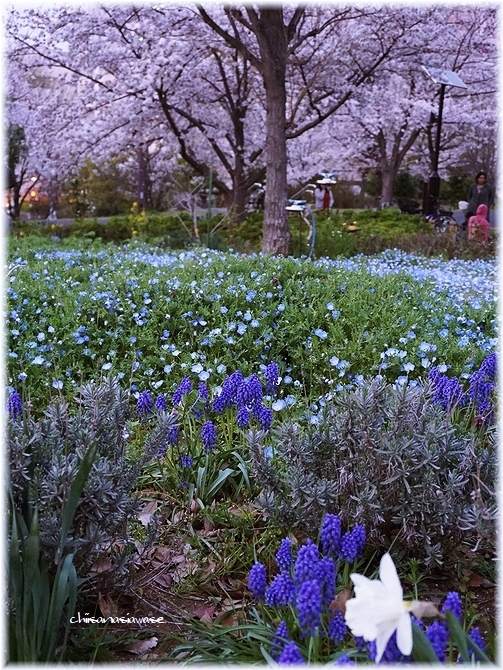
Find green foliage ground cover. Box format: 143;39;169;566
7;236;495;411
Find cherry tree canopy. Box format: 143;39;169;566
5;3;498;246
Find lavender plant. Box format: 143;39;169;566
249;377;496;566
8;374;176;576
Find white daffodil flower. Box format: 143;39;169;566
345;552;412;663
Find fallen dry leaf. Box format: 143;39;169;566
88;557;112;576
138;500;158;527
153;572;173;589
153;546;171;563
98;592;117;618
330;586;352;614
124;637;158;656
192;605;216;623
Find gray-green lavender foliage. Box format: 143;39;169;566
8;375;176;576
248;377;496;566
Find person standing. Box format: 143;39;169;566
466;171;495;225
322;185;334;210
314;185;325;210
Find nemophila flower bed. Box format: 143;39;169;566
7;237;496;412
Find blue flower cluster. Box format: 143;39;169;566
212;368;274;431
7;389;23;420
429;352;496;422
247;513;365;661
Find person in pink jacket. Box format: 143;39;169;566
467;204;491;245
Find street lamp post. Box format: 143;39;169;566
421;66;467;217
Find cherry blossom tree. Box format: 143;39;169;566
322;6;497;205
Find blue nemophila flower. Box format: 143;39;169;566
278;641;305;665
8;390;22;420
276;537;292;573
248;562;267;601
201;421;217;452
329;610;347;644
294;540;319;584
425;621;449;661
265;572;296;607
441;591;462;621
296;579;322;636
270;621;290;661
172;376;192;405
137;390;153;417
155;393;167;412
314;328;328;340
320;513;342;556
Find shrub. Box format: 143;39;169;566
8;375;176;577
248;377;496;566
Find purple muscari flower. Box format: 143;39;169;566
178;478;188;488
354;637;367;652
296;579;322;636
201;421;217;452
328;610;347;644
137;390;153;417
479;352;496;381
181;454;193;468
265;573;296;607
167;425;179;445
335;655;356;665
172;376;192;405
8;390;22;420
339;531;357;563
270;620;289;661
316;556;336;607
469;627;486;654
248;562;267;601
198;381;209;402
236;406;250;429
155;393;167;412
425;620;449;661
278;641;305;665
265;362;280;395
441;591;463;621
379;631;411;663
352;524;366;557
276;537;292;573
157;444;167;458
253;404;273;431
320;513;342;557
294;540;319;585
247;373;263;404
212;370;243;413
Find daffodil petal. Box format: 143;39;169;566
379;553;403;599
375;619;398;663
396;613;413;657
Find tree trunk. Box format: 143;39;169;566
380;169;395;206
256;9;290;255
